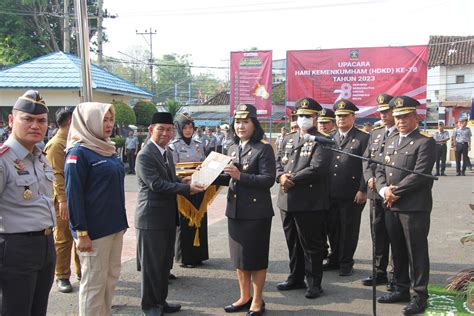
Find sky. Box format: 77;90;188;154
102;0;474;79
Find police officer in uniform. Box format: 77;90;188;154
168;113;208;268
324;99;369;276
0;90;56;315
376;96;436;315
276;98;332;299
452;117;472;176
361;94;397;287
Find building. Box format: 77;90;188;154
427;35;474;126
0;51;153;121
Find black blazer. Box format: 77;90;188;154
330;127;369;199
216;140;276;220
276;128;331;212
376;129;436;212
135;142;190;230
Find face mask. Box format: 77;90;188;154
297;116;314;131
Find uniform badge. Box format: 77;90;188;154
282;155;289;165
337;101;346;109
23;186;33;200
243;164;249;171
384;155;391;163
248;151;251;156
301;99;309;108
377;94;385;104
409;141;414;145
14;159;26;171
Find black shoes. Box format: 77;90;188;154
56;279;73;293
224;297;253;313
361;274;389;286
386;279;396;292
163;302;181;313
247;301;265;315
339;268;354;276
168;273;177;280
403;297;427;315
180;264;196;268
378;291;411;303
305;287;323;299
276;280;306;291
322;261;340;271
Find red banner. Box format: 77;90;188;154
230;51;272;117
286;45;428;117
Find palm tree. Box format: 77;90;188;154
163;99;183;119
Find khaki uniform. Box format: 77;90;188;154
44;129;81;280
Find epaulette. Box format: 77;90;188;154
194;138;202;144
420;131;432;138
373;125;384;130
0;145;10;156
167;146;175;152
260;139;269;144
287;131;297;135
318;130;330;137
170;139;180;144
357;128;369;134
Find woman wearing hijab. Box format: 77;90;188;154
168;113;209;268
64;102;128;316
217;104;276;315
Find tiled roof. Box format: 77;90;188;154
0;52;152;97
428;35;474;67
203;91;230;105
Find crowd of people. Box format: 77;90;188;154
0;89;471;316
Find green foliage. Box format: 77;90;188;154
134;100;156;126
0;0;104;67
162;99;182;119
155;54;192;103
112;100;136;126
111;136;125;148
272;82;286;105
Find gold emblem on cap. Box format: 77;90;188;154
301;99;309;108
320;109;326;116
239;104;247;111
377;95;385;104
394;98;404;108
338;101;346;109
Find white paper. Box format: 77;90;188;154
191;151;233;188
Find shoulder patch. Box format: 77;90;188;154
373;125;384;130
318;130;330;137
0;145;10;156
260;139;269;144
420;131;432;138
357;128;369;134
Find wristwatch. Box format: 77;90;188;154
77;230;89;237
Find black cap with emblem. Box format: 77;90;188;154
13;90;48;114
376;93;394;112
234;104;257;119
390;96;420;116
318;108;336;122
295;97;322;115
333;99;359;115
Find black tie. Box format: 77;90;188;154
340;134;345;142
238;145;242;164
384;129;390;139
162;150;168;164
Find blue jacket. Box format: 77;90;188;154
65;144;128;240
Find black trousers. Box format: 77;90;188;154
455;142;469;173
369;199;390;275
385;210;430;299
0;233;56;316
435;144;447;174
280;210;326;289
137;229;175;311
126;149;136;173
327;199;365;271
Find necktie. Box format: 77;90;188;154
340;134;345;142
238;145;242;163
162;150;168;164
384;129;390;139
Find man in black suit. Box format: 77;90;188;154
276;98;332;299
325;99;369;276
361;94;397;287
135;112;205;316
376;96;436;315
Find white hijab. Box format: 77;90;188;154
66;102;116;156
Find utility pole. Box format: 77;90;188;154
96;0;104;65
136;28;157;97
74;0;93;101
63;0;70;52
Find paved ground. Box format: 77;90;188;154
47;167;473;315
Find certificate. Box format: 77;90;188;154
191;151;233;188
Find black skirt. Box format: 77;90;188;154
228;217;272;271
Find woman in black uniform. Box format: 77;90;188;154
219;104;276;315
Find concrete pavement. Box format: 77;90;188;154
47;167;473;315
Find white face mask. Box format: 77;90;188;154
297;116;314;131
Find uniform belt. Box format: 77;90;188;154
457;142;469;145
2;227;53;236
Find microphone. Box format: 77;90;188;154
303;134;335;146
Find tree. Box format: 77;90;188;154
155;54;192;103
0;0;104;67
162;99;183;119
134;101;156;126
113;100;136;126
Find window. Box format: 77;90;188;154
456;75;465;84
